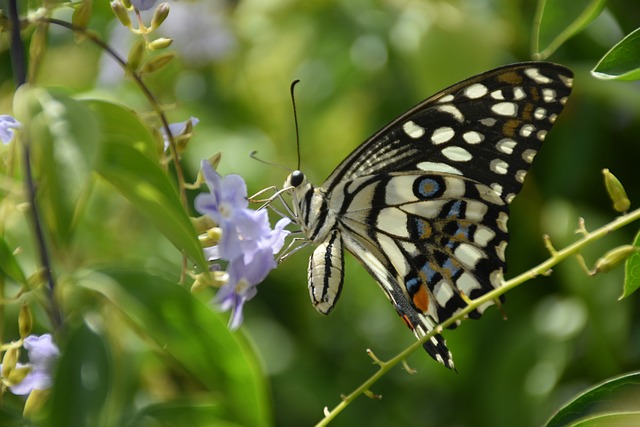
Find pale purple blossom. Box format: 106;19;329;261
0;115;21;144
6;334;60;395
130;0;158;11
161;116;199;151
196;163;290;328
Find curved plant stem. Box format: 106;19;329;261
315;207;640;427
8;0;62;330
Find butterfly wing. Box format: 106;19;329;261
303;62;573;367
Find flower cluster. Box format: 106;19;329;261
0;115;21;144
1;334;60;396
195;161;289;329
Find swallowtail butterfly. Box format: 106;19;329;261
283;62;573;369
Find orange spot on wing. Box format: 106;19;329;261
400;315;413;329
412;285;430;312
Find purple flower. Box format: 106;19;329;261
130;0;158;11
196;163;291;328
0;115;21;144
8;334;60;395
161;116;199;151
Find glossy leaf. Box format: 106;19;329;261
592;27;640;80
533;0;606;59
49;323;112;427
545;371;640;427
0;236;27;285
87;100;207;271
78;269;271;427
13;86;100;246
621;230;640;299
572;412;640;426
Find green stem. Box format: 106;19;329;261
315;207;640;426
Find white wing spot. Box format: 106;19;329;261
474;227;496;246
491;102;518;117
505;193;516;204
496;138;517;154
431;126;455;144
464;83;488;99
454;243;485;269
491;183;503;196
549;113;558;123
442;146;473;162
520;124;535;137
438;94;455;103
403;120;425;139
497;213;509;233
490;90;505;100
463;131;484;144
436;105;464;122
559;74;573;87
534;107;547;120
496;240;508;261
490;269;504;287
560;96;569;105
457;272;481;294
479;117;497;127
542;88;556;102
525;67;552;84
537;130;548;141
513;87;526;100
516;169;527;183
490;158;509;175
417;161;462;175
522;149;537;163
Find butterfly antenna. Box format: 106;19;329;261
290;79;302;171
249;150;292;172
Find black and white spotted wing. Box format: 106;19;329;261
284;62;573;369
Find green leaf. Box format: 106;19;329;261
621;230;640;299
13;86;101;246
128;400;243;427
545;371;640;427
533;0;606;59
0;236;27;285
592;27;640;81
78;269;271;427
49;323;112;427
572;412;640;426
86;100;207;272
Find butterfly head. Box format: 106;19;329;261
284;170;305;189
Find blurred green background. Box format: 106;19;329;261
2;0;640;426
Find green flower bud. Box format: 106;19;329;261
148;37;173;51
72;0;92;28
111;1;131;28
603;168;630;213
19;304;33;339
23;388;50;417
150;3;170;30
121;0;132;8
593;245;638;274
127;40;146;72
2;347;19;378
140;52;175;74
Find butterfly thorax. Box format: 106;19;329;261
284;171;337;243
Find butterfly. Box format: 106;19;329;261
283;62;573;369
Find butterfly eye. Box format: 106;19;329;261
289;170;305;187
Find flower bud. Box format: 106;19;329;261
72;0;92;28
140;52;175;74
593;244;638;274
150;3;170;30
111;1;131;28
148;37;173;51
603;168;630;213
19;304;33;339
127;40;146;72
2;347;19;378
23;388;50;417
29;25;47;66
121;0;132;8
